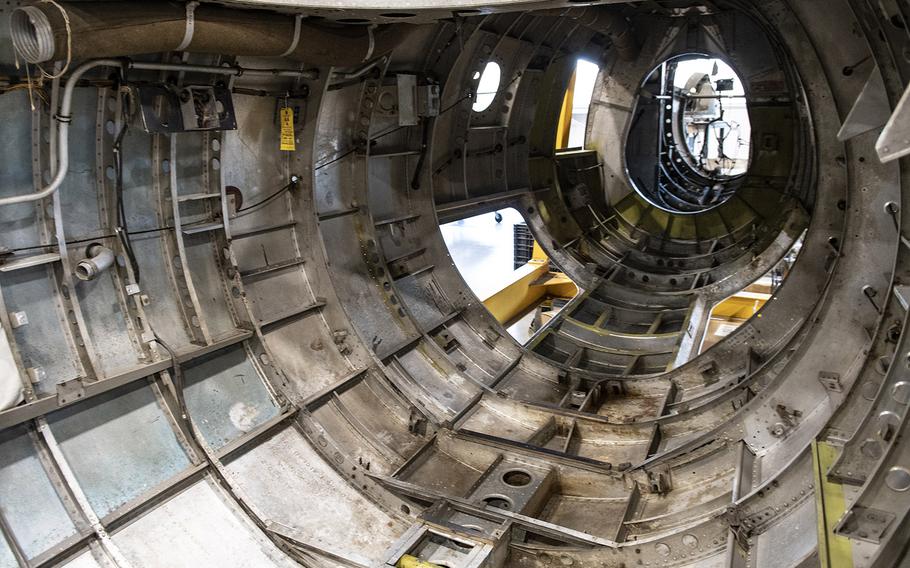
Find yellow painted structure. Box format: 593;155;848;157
812;441;853;568
555;68;576;149
482;241;577;325
396;555;442;568
613;191;784;241
711;290;769;319
700;286;772;352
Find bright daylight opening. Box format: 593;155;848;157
472;61;501;112
566;59;600;148
557;58;600;149
441;209;578;344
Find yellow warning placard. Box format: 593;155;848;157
280;107;296;151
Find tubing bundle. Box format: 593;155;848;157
10;1;409;67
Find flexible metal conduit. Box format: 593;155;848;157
10;2;408;66
9;6;56;63
0;59;315;208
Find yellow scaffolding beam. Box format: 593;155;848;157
711;291;769;319
482;241;577;325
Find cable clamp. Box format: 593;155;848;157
176;1;200;51
280;14;304;57
363;24;377;62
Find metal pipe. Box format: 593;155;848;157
329;55;388;82
129;61;318;80
0;59;316;208
75;243;115;281
0;58;119;208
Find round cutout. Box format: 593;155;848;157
482;495;512;510
501;469;532;487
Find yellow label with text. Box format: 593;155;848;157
280;107;296;151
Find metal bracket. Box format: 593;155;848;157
137;84;237;133
646;465;672;494
834;506;895;543
396;75;440;127
432;329;458;352
56;378;85;405
698;360;719;384
8;311;28;329
397;74;418;126
418;84;440;118
877;79;910;163
818;371;843;392
894;285;910;312
26;366;46;384
481;327;501;348
408;407;428;436
838;65;890;142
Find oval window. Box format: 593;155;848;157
472;61;501;112
625;55;752;214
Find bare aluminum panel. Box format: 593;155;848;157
223;425;407;564
0;538;15;568
128;235;194;348
0;268;80;395
111;478;293;567
0;425;79;560
319;214;409;348
182;345;279;449
46;382;191;518
395;275;446;330
73;273;141;376
396;348;477;413
0;91;42;250
180;233;239;339
60;550;106;568
751;496;817;568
